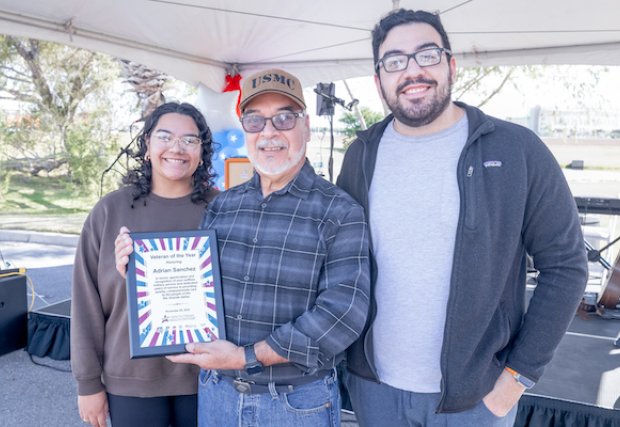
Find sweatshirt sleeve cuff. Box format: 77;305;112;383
77;377;105;396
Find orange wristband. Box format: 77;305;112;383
505;366;535;389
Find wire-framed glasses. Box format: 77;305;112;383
376;47;451;73
152;131;202;150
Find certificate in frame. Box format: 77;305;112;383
126;229;225;358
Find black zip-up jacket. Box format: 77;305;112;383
336;102;588;413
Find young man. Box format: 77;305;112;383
337;9;588;427
116;68;370;427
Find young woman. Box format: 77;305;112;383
71;102;218;427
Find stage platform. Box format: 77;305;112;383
530;312;619;409
511;312;620;426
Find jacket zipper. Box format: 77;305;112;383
437;162;472;412
437;118;489;412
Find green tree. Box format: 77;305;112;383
0;36;119;190
339;106;384;147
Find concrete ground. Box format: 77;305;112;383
0;238;78;427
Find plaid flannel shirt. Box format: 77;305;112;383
202;161;370;383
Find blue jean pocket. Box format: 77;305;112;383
479;399;504;419
283;388;331;414
282;375;339;415
198;369;217;387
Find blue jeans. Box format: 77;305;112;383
346;373;518;427
198;369;340;427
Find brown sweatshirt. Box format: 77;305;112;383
70;186;216;397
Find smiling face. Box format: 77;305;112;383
375;22;457;133
243;92;310;189
145;112;202;197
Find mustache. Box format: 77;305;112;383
256;138;287;149
396;78;436;92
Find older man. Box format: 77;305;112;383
116;68;370;427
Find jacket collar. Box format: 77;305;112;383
358;101;495;144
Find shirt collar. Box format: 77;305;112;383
241;159;314;200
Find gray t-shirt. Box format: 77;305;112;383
369;115;468;393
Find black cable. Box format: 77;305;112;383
27;351;72;373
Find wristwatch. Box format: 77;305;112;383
505;366;536;389
244;344;263;375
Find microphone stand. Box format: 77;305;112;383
587;234;620;267
99;139;135;198
99;119;143;198
313;89;359;183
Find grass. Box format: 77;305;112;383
0;173;97;235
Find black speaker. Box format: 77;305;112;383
316;82;335;116
0;274;28;356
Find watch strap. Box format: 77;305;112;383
244;344;263;375
505;366;536;389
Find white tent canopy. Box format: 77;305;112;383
1;0;619;90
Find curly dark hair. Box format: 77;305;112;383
123;102;216;205
372;9;452;74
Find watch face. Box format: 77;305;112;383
518;375;536;389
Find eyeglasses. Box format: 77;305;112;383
376;47;451;73
240;111;305;133
152;132;202;150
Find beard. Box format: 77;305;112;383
248;138;306;177
380;71;453;128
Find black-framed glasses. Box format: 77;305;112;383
240;111;305;133
376;47;451;73
152;131;202;150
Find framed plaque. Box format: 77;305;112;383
126;229;225;358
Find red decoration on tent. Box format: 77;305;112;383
223;73;242;117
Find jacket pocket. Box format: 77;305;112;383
491;303;512;367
